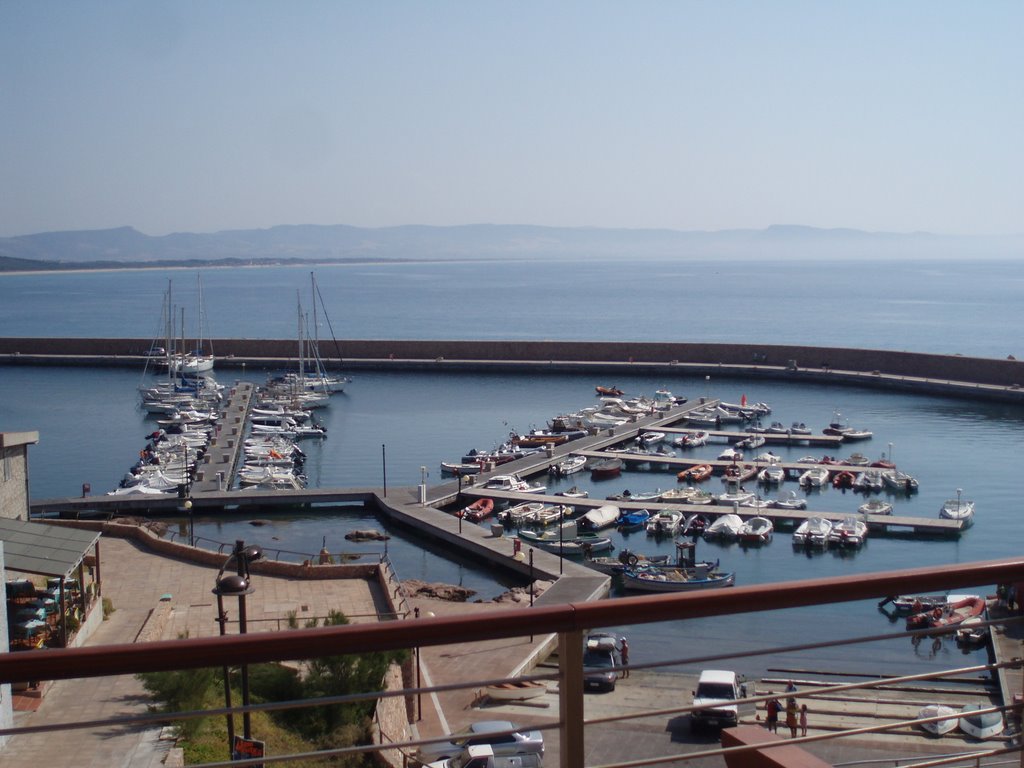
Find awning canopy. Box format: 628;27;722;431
0;518;100;578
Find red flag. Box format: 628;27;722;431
741;394;747;406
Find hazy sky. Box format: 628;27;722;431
2;1;1021;238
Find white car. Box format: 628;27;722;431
691;670;745;731
427;744;543;768
416;720;545;765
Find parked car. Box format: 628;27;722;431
427;744;543;768
144;346;166;357
416;720;545;765
690;669;745;731
583;631;625;692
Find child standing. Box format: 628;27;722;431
800;704;808;737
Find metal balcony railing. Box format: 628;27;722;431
2;557;1023;768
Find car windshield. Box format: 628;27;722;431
696;682;734;699
583;651;614;668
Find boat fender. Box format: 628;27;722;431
627;554;639;567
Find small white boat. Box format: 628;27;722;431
736;434;766;450
758;465;785;485
858;499;893;516
717;489;755;506
558;486;589;499
852;469;884;492
550;455;587;477
918;704;959;736
793;516;832;548
579;504;621;531
637;431;666;447
881;468;919;493
772;490;808;510
738;516;773;543
959;704;1003;739
673;431;708;448
829;516;868;547
645;509;684;536
484;474;547;494
704;513;743;539
940;489;975;527
799;467;830;487
502;501;546;525
718;447;744;461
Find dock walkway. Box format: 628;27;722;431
189;381;254;494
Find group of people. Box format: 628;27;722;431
764;681;807;738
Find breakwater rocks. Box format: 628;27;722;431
403;579;555;604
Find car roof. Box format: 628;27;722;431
469;720;519;734
698;670;737;684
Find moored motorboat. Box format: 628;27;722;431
677;464;713;483
793;516;831;548
758;464;785;485
940;488;974;527
722;463;757;484
616;508;651;533
703;513;743;539
738;516;773;544
595;385;624;397
579;504;621;531
858;498;893;516
772;490;808;510
828;516;867;548
645;509;684;536
881;468;919;493
461;497;495;522
584;549;670;575
589;457;623;480
550;454;587;477
799;466;830;487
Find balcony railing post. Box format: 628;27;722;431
558;629;584;768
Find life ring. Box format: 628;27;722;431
627;554;640;567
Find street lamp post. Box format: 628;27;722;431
212;539;264;756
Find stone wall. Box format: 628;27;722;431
0;437;34;521
2;337;1023;389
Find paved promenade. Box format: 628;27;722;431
1;537;388;768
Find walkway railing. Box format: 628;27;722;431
2;557;1023;768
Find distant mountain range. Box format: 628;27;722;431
1;223;1021;271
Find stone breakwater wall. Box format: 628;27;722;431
2;337;1024;390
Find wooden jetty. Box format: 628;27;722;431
457;487;964;537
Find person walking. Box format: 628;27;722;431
785;697;799;738
620;637;629;678
765;695;779;732
800;704;808;737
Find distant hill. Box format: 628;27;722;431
0;223;1021;272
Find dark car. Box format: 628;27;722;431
144;346;166;357
583;632;625;692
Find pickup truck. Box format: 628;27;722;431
690;669;745;731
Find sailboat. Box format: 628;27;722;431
168;275;214;376
267;274;349;396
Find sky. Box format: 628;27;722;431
1;1;1021;238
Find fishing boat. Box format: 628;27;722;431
940;488;975;527
502;501;547;526
584;549;670;576
621;563;735;592
722;463;757;484
959;704;1003;739
917;704;959;736
484;680;548;701
595;385;624;397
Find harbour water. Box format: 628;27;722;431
2;259;1024;678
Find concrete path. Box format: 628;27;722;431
2;537;386;768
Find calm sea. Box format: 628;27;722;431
2;259;1023;676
